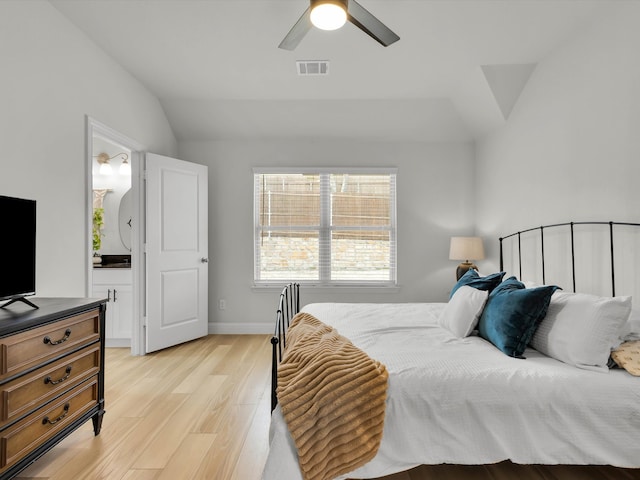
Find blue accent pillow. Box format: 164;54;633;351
450;269;505;299
478;276;559;358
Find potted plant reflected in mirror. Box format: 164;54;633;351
93;207;104;264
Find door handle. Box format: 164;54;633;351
201;257;209;263
113;289;117;302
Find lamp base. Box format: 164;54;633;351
456;262;478;280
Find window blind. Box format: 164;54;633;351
254;168;397;286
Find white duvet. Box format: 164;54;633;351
262;303;640;480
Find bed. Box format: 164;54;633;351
262;222;640;480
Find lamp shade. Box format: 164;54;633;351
449;237;485;261
119;158;131;174
99;160;112;175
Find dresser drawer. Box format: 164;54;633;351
0;310;100;381
0;344;100;424
0;377;98;470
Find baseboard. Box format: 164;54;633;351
208;322;272;335
105;338;131;348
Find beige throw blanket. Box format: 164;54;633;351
276;312;388;480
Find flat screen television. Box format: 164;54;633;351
0;195;38;309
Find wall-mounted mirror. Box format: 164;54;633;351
119;188;132;251
92;138;131;256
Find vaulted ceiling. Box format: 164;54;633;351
50;0;611;143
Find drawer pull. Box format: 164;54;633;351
43;328;72;345
44;366;73;385
42;403;70;425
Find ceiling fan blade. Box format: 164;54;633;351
347;0;400;47
279;7;312;50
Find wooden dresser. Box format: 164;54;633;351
0;298;106;479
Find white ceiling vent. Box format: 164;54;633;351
296;60;329;76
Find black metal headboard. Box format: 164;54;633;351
499;221;640;296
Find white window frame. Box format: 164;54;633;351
253;167;397;287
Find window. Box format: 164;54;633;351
254;168;397;286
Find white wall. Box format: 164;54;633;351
11;1;631;329
179;139;475;332
475;2;640;281
0;1;177;297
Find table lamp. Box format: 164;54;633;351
449;236;484;280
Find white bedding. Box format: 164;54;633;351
262;302;640;480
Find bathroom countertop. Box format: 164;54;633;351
93;254;131;269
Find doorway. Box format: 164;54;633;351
86;117;209;355
86;117;145;355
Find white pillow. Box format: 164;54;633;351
618;309;640;343
530;291;632;372
438;285;488;338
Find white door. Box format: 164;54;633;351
145;153;208;353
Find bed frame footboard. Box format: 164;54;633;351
271;283;300;412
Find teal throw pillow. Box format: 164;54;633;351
478;276;559;358
450;269;505;299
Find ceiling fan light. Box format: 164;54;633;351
310;2;347;31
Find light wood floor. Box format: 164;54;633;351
15;335;640;480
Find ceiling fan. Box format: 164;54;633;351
279;0;400;50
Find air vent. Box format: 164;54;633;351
297;60;329;76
